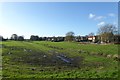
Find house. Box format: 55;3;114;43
88;36;96;42
46;37;52;41
51;37;57;42
51;37;65;42
80;36;88;42
74;36;81;42
88;36;99;42
74;36;88;42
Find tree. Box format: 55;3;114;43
97;24;117;43
65;31;75;41
30;35;39;41
18;36;24;41
11;34;18;40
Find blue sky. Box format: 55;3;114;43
0;2;118;39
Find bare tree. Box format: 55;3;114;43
88;32;94;36
97;24;117;43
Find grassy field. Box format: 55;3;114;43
1;41;119;79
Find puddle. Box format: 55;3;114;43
56;54;72;63
57;55;70;63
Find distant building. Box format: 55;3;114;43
51;37;65;42
88;36;98;42
80;36;88;42
74;36;81;42
74;36;88;42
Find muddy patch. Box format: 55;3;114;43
11;49;84;68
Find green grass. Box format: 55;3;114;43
1;41;119;79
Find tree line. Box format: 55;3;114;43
0;23;120;43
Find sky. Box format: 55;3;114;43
0;2;118;39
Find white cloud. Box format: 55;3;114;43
89;13;95;19
94;16;106;20
108;13;115;17
97;22;105;26
89;13;105;21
